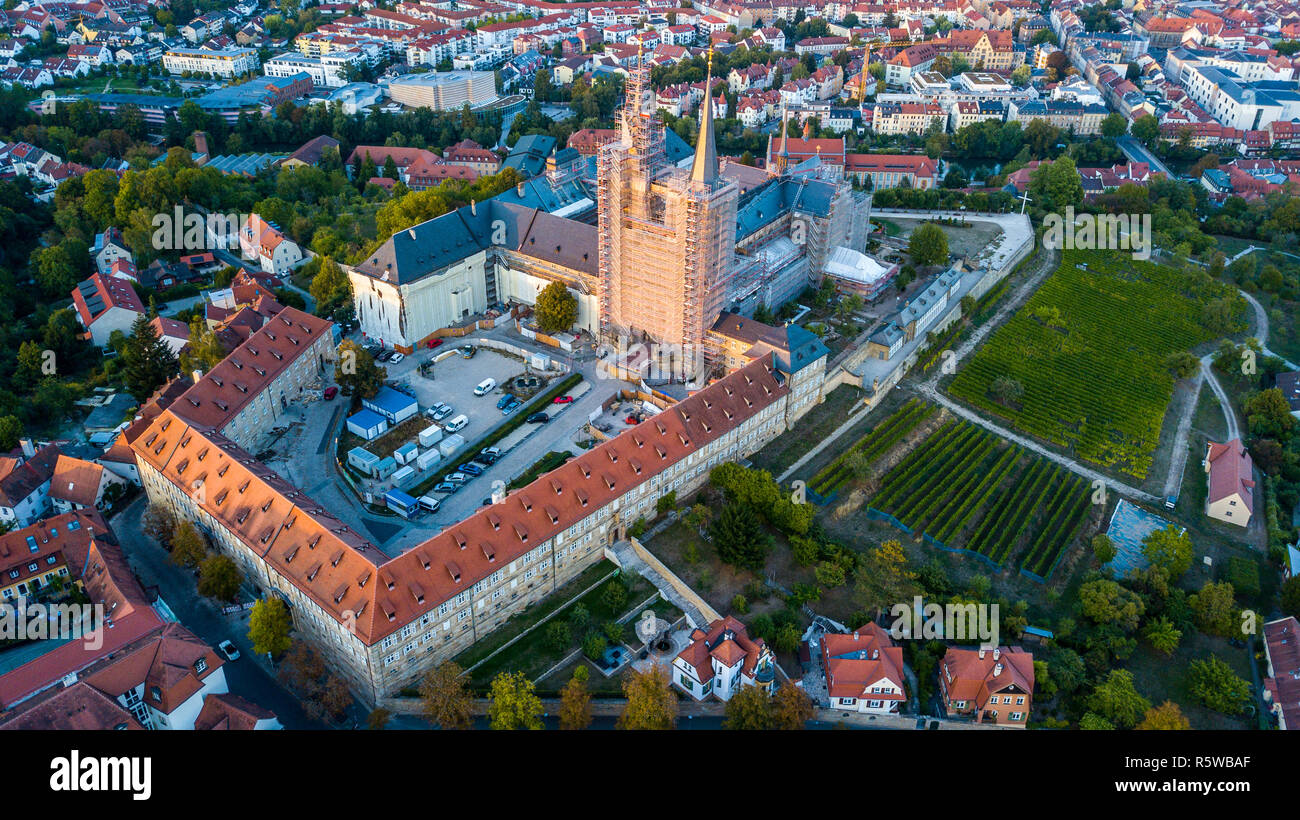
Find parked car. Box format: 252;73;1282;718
480;497;494;507
479;447;502;463
459;344;476;358
323;386;338;401
474;377;497;396
501;399;522;415
424;402;452;420
459;462;484;477
526;412;549;424
389;352;405;364
426;338;443;349
376;349;394;362
496;392;515;410
218;640;240;661
432;482;458;494
446;472;470;484
553;395;574;404
444;414;469;433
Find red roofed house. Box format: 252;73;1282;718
940;645;1034;726
48;454;123;514
821;622;907;714
239;213;304;277
672;616;776;702
70;271;146;348
1262;616;1300;730
1203;438;1255;527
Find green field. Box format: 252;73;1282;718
807;398;934;498
947;251;1234;479
869;419;1093;580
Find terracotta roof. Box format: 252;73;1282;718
194;691;277;730
0;444;62;508
942;646;1034;709
131;355;788;646
676;615;769;681
0;682;141;730
70;271;144;327
1263;617;1300;730
47;455;104;508
1205;438;1255;513
82;623;223;716
821;623;908;701
170;306;329;430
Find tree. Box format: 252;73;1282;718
853;540;917;617
770;681;815;729
723;685;774;729
1077;578;1144;632
1138;701;1190;730
141;503;177;547
1281;575;1300;618
197;554;242;601
1131;113;1160;145
309;256;354;323
179;315;228;374
533;280;578;334
1243;388;1297;441
0;416;21;452
122;312;178;401
1091;534;1116;564
1142;525;1193;580
248;597;293;658
419;662;474;729
1087;669;1151;729
1189;580;1238;638
487;670;544;730
1079;712;1115;730
618;665;678;730
1028;155;1084;212
558;665;592;730
334;339;386;399
544;620;571;652
1143;616;1181;655
320;675;354;721
169;520;208;568
1186;656;1250;714
1100;112;1128;138
366;707;393;730
908;222;949;267
709;503;771;571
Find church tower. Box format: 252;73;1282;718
596;47;739;379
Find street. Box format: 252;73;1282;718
112;497;327;730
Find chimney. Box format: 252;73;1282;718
992;647;1000;660
993;662;1003;677
193;130;210;158
192;369;204;384
517;182;525;195
470;199;477;216
19;438;35;458
852;631;859;640
978;647;986;660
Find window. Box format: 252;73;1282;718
195;658;207;674
1010;712;1023;721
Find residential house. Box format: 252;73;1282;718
940;646;1033;726
1204;438;1255;527
672;616;776;702
821;623;908;714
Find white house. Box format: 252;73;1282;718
672;616;776;702
819;623;908;714
239;214;304;276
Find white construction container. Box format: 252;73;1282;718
438;433;466;458
391;465;416;488
416;448;441;471
418;424;444;448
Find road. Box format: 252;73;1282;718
1162;370;1204;502
1200;353;1240;441
111;497;326;730
1238;288;1299;370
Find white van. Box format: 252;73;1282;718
474;378;497;396
417;495;441;514
444;414;469;433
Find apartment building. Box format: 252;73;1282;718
843;153;939;189
162;47;261;77
263;51;363;88
386;70;497;110
1009;98;1108;135
872;101;946;135
132;354;796;704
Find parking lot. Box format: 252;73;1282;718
379;344;541;446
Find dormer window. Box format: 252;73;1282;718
482;542;496;561
357;570;371;587
330;549;344;567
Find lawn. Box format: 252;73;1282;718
748;383;866;476
947;251;1240;479
456;561;664;689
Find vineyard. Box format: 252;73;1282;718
807;399;936;499
868;419;1094;580
946;251;1227;479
